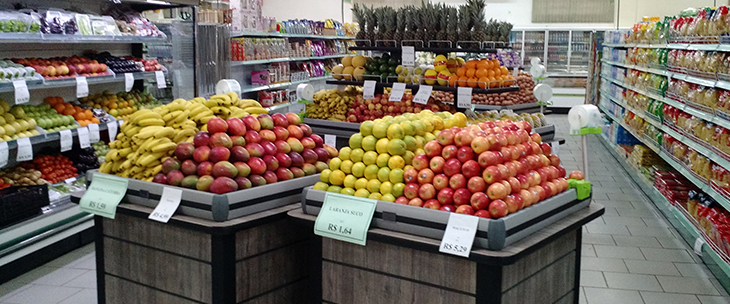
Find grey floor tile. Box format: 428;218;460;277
640;291;701;304
586;224;632;236
607;193;640;201
674;263;713;278
65;255;96;271
624;259;681;276
579;287;587;304
583;287;644;304
618;208;661;218
63;271;96;289
656;276;721;296
602;216;648;227
594;245;645;260
709;279;730;296
0;284;31;301
603;272;663;291
640;248;695;263
656;237;690;250
582;244;597;257
31;268;87;286
613;235;663;248
698;295;730;304
642;218;670;228
593;200;635;209
57;289;96;304
43;250;93;269
588;175;616;182
580;270;607;288
7;267;60;284
628;226;676;238
1;285;81;304
581;257;629;272
584;233;616;246
602;207;619;217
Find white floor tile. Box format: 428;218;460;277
656;276;721;296
0;285;81;304
624;259;681;276
31;268;87;286
57;289;97;304
640;291;701;304
583;287;644;304
698;295;730;304
603;272;663;291
63;271;96;289
580;270;607;288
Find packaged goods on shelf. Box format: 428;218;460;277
655;170;695;203
684;190;730;256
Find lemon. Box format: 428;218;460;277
313;182;329;191
354;189;371;198
366;179;382;193
355;178;369;190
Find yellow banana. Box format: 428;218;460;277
124;126;142;136
239;99;261;108
174;110;190;124
192;97;206;103
99;162;112;174
137;118;165;127
226;92;239;102
181;120;197;129
112;160;124;172
106;149;120;162
145;160;161;168
109;141;118;149
151;142;177;153
210;106;231;116
134;126;165;140
138;152;165;167
162;111;180;122
120;159;133;171
185;136;194;143
118;147;132;158
243;107;268;114
230;109;249;118
131;110;162;123
154;127;176;139
165;103;186;112
173;129;197;143
151;164;163;176
130;166;144;175
172;98;187;104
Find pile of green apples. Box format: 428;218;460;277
18;104;78;132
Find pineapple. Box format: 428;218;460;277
458;5;472;45
500;22;513;43
381;7;396;47
394;7;405;46
469;0;487;43
486;19;497;42
435;4;449;47
364;6;376;46
404;6;420;46
447;7;458;47
352;4;368;47
419;4;430;46
374;7;386;45
423;2;438;46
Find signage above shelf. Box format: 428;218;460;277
231;31;354;40
0;33;167;44
325;80;519;95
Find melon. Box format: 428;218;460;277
353;66;366;81
332;65;344;80
342;56;353;67
351;55;367;68
342;66;354;80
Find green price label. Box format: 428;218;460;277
314;192;377;246
79;174;128;219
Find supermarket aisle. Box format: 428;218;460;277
1;115;730;304
547;114;730;304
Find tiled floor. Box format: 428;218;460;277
0;114;729;304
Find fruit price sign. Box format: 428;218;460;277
413;85;432;105
59;129;72;152
88;124;100;143
79;174;128;219
148;187;182;223
363;80;376;100
389;83;406;102
16;137;32;162
77;127;91;148
12;80;29;105
439;213;479;257
0;141;8;167
314;192;377;246
76;76;89;98
457;87;473;108
155;71;167;89
107;122;118;142
125;73;134;92
324;134;336;146
401;46;415;66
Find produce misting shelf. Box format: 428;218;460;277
230;54;347;66
0;33;167;44
348;46;499;53
0;71;162;93
240;76;330;93
597;133;730;287
472;102;539;111
231;31;354;40
324;80;519;94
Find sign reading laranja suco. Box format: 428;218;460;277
314;192;377;246
79;174;128;219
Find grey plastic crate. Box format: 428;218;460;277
87;170;320;222
301;187;590;250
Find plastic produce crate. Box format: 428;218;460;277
87;170;320;222
301;187;590;250
0;184;50;228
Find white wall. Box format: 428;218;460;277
261;0;352;23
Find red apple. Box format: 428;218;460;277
404;183;420;199
531;133;542;144
449;174;467;189
433;174;450;190
418;168;435;184
404;167;419;183
569;170;585;180
456;146;474;163
441;145;458;160
437;188;455;205
440;204;456;212
423;199;441;209
395;196;409;205
470;192;490;210
489;199;509;218
455;205;475;215
504;194;523;213
207;117;228;134
475;210;491;218
430;156;446;173
471;136;491;154
437;129;455;145
487;183;507;200
408;197;424;207
453;188;472;206
478;151;500;168
424;141;443;158
467;176;487;193
461;160;481;178
482;165;501;183
454;130;474;147
419;183;436;200
443;158;462;177
413;154;430;171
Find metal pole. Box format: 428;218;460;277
582;135;589;180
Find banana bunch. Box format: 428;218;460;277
306;89;354;120
196;92;268;121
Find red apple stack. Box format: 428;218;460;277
155;113;337;194
346;93;456;123
398;120;575;219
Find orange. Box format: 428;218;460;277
91;117;100;124
457;76;469;87
488;69;496;78
490;59;500;69
456;67;467;77
475;68;488;78
503;75;515;86
466;69;476;78
465;60;478;70
467;77;478;88
54;104;65;113
478;60;486;69
63;108;75;116
488;76;498;88
478;77;489;89
74;112;85;121
500;66;509;76
448;75;458;87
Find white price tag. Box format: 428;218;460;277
64;177;76;184
0;141;8;167
389;83;406;102
149;187;182;223
88;124;100;143
363;80;376;100
76;76;89;98
694;237;705;256
12;80;30;104
107;121;118;141
457;87;473;108
401;46;415;66
156;71;166;89
324;134;336;146
550;140;560;155
59;130;73;152
124;73;134;92
16;137;32;162
413;85;432;105
118;119;124;127
513;68;519;77
77;127;91;148
439;213;479;257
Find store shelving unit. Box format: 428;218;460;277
597;41;730;288
324;80;519;95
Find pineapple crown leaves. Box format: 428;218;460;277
438;4;448;30
396;7;406;30
458;5;471;31
447;7;458;31
351;4;366;27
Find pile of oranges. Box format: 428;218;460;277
448;59;516;89
44;97;100;127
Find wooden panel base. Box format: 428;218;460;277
96;204;314;304
320;229;581;304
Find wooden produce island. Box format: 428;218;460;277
87;202;317;304
288;202;604;304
